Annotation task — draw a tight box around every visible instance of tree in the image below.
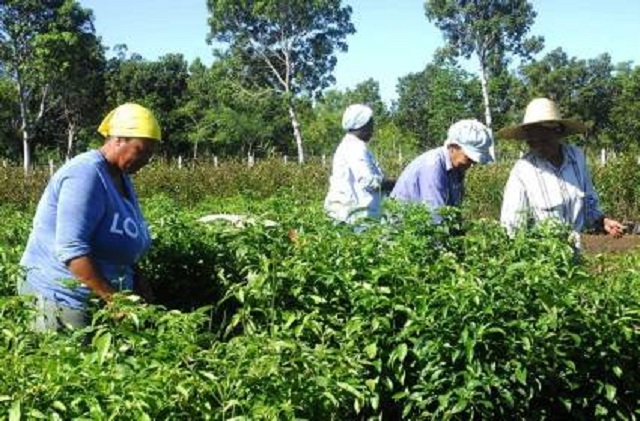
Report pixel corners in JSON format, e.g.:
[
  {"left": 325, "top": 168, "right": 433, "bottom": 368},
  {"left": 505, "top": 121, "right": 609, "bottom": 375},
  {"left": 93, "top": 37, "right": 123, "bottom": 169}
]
[
  {"left": 0, "top": 0, "right": 97, "bottom": 173},
  {"left": 609, "top": 65, "right": 640, "bottom": 149},
  {"left": 0, "top": 75, "right": 19, "bottom": 158},
  {"left": 424, "top": 0, "right": 543, "bottom": 131},
  {"left": 105, "top": 52, "right": 190, "bottom": 153},
  {"left": 206, "top": 0, "right": 355, "bottom": 163},
  {"left": 52, "top": 25, "right": 105, "bottom": 159},
  {"left": 395, "top": 62, "right": 482, "bottom": 148},
  {"left": 303, "top": 79, "right": 389, "bottom": 155},
  {"left": 519, "top": 48, "right": 617, "bottom": 142},
  {"left": 178, "top": 56, "right": 292, "bottom": 158}
]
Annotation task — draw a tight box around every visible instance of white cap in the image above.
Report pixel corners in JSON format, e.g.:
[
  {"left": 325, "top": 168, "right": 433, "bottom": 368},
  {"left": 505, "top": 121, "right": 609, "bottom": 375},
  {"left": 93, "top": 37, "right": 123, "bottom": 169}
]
[
  {"left": 444, "top": 119, "right": 494, "bottom": 164},
  {"left": 342, "top": 104, "right": 373, "bottom": 131}
]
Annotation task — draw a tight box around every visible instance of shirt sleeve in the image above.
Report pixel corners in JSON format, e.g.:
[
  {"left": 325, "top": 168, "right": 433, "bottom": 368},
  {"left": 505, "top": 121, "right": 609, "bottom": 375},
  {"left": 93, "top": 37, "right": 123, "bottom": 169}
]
[
  {"left": 416, "top": 162, "right": 448, "bottom": 223},
  {"left": 501, "top": 166, "right": 530, "bottom": 235},
  {"left": 349, "top": 146, "right": 383, "bottom": 192},
  {"left": 577, "top": 148, "right": 604, "bottom": 226},
  {"left": 55, "top": 165, "right": 107, "bottom": 264}
]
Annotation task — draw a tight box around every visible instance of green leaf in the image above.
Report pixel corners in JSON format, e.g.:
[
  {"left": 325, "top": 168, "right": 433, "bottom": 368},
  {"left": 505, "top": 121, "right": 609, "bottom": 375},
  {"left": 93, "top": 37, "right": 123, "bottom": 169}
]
[
  {"left": 613, "top": 366, "right": 623, "bottom": 378},
  {"left": 605, "top": 384, "right": 617, "bottom": 402},
  {"left": 94, "top": 332, "right": 112, "bottom": 364},
  {"left": 365, "top": 378, "right": 377, "bottom": 392},
  {"left": 364, "top": 343, "right": 377, "bottom": 359},
  {"left": 52, "top": 401, "right": 66, "bottom": 412},
  {"left": 337, "top": 382, "right": 364, "bottom": 399},
  {"left": 515, "top": 366, "right": 527, "bottom": 385}
]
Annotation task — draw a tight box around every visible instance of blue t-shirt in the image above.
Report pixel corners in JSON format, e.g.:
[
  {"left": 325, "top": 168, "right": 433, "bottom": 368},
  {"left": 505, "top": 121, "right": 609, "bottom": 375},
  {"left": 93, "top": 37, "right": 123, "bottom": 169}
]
[{"left": 20, "top": 150, "right": 152, "bottom": 309}]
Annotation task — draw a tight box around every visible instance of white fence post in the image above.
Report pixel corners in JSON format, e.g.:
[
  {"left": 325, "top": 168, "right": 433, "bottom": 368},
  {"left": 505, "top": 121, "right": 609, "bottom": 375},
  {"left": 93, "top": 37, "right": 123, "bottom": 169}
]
[
  {"left": 321, "top": 154, "right": 326, "bottom": 166},
  {"left": 283, "top": 155, "right": 288, "bottom": 164},
  {"left": 213, "top": 155, "right": 218, "bottom": 168},
  {"left": 600, "top": 148, "right": 606, "bottom": 165},
  {"left": 178, "top": 155, "right": 183, "bottom": 169},
  {"left": 48, "top": 159, "right": 55, "bottom": 177}
]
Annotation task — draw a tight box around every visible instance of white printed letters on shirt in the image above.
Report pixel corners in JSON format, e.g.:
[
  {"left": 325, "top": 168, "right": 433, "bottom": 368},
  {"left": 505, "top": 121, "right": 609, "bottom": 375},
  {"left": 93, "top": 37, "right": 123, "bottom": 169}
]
[{"left": 109, "top": 213, "right": 139, "bottom": 238}]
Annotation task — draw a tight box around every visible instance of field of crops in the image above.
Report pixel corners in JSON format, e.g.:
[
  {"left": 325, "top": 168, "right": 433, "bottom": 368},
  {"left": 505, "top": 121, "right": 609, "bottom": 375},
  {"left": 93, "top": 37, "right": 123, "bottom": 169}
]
[{"left": 1, "top": 159, "right": 639, "bottom": 419}]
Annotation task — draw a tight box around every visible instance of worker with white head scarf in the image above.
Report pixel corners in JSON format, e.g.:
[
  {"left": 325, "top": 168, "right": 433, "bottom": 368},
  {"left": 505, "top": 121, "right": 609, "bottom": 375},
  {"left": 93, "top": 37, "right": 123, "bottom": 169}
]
[{"left": 324, "top": 104, "right": 386, "bottom": 224}]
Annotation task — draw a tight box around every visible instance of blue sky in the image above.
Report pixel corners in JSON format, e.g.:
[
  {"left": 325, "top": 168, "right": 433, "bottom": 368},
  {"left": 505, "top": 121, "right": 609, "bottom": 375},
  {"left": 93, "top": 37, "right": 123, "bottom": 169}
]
[{"left": 79, "top": 0, "right": 640, "bottom": 103}]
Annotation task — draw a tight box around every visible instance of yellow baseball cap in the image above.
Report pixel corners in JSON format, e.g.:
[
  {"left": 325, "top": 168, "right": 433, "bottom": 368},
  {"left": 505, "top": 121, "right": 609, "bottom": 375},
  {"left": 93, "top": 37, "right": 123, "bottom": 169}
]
[{"left": 98, "top": 103, "right": 162, "bottom": 141}]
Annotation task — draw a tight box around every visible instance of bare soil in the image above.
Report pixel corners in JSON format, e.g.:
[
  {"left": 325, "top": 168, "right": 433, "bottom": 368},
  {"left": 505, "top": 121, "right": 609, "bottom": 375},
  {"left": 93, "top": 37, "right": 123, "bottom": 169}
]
[{"left": 582, "top": 234, "right": 640, "bottom": 254}]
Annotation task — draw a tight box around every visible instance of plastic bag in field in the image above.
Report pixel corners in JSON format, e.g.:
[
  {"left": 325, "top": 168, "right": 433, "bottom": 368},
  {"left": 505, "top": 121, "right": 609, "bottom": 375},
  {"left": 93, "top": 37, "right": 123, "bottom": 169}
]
[{"left": 197, "top": 213, "right": 278, "bottom": 228}]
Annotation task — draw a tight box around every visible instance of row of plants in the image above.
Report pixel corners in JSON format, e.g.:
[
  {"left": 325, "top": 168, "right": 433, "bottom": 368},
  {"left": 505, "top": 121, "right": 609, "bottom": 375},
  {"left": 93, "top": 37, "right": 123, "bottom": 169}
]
[
  {"left": 2, "top": 152, "right": 639, "bottom": 219},
  {"left": 1, "top": 195, "right": 639, "bottom": 419}
]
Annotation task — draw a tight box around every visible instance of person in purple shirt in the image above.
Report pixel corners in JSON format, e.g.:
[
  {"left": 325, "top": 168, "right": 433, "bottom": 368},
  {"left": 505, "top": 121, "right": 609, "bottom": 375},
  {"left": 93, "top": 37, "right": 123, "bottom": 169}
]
[
  {"left": 19, "top": 103, "right": 160, "bottom": 331},
  {"left": 390, "top": 119, "right": 494, "bottom": 222}
]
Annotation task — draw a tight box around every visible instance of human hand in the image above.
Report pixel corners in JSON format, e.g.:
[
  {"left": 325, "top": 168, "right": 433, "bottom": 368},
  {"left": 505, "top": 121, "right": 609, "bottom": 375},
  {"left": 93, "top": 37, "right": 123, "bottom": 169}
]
[{"left": 603, "top": 218, "right": 624, "bottom": 238}]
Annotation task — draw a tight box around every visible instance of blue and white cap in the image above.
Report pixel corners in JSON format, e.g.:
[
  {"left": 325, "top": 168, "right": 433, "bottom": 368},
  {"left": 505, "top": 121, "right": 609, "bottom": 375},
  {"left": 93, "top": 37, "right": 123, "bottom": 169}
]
[
  {"left": 342, "top": 104, "right": 373, "bottom": 131},
  {"left": 444, "top": 119, "right": 494, "bottom": 164}
]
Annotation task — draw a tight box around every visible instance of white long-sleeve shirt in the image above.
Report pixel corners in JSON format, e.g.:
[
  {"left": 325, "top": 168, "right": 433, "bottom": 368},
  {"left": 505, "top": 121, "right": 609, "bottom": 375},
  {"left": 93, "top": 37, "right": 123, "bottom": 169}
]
[
  {"left": 501, "top": 144, "right": 603, "bottom": 239},
  {"left": 324, "top": 134, "right": 384, "bottom": 223}
]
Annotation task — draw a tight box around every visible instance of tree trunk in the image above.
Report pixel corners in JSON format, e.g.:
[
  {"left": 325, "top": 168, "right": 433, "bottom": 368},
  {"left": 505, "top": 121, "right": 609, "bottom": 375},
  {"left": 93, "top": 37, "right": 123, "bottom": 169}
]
[
  {"left": 478, "top": 60, "right": 496, "bottom": 160},
  {"left": 22, "top": 129, "right": 32, "bottom": 176},
  {"left": 288, "top": 102, "right": 304, "bottom": 164},
  {"left": 66, "top": 121, "right": 76, "bottom": 161},
  {"left": 479, "top": 62, "right": 492, "bottom": 130}
]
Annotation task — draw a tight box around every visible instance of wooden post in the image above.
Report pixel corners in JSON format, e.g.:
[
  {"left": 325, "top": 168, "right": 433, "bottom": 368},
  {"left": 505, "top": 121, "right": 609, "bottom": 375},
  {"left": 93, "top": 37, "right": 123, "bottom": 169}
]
[
  {"left": 600, "top": 148, "right": 606, "bottom": 165},
  {"left": 49, "top": 159, "right": 55, "bottom": 177},
  {"left": 213, "top": 155, "right": 218, "bottom": 168},
  {"left": 178, "top": 155, "right": 183, "bottom": 169}
]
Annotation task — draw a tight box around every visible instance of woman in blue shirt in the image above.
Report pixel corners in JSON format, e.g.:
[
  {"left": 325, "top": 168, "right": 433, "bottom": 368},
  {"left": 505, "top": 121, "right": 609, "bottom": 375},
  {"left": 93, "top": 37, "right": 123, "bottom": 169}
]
[{"left": 19, "top": 103, "right": 160, "bottom": 331}]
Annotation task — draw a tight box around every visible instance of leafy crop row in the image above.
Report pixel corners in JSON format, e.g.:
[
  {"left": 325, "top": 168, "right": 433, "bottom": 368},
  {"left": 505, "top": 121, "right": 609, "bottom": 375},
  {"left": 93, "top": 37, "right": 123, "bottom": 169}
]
[
  {"left": 1, "top": 196, "right": 638, "bottom": 419},
  {"left": 1, "top": 154, "right": 640, "bottom": 219}
]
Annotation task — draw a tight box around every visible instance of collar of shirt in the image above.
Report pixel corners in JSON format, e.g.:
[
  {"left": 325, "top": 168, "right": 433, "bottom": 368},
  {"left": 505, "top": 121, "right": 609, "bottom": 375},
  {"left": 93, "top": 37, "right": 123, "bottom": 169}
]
[
  {"left": 441, "top": 146, "right": 454, "bottom": 171},
  {"left": 344, "top": 132, "right": 366, "bottom": 146}
]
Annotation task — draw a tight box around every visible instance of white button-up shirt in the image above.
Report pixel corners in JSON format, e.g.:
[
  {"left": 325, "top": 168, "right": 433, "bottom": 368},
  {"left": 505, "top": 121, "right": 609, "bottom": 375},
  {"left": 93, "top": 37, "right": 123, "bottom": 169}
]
[
  {"left": 324, "top": 134, "right": 384, "bottom": 223},
  {"left": 501, "top": 144, "right": 603, "bottom": 239}
]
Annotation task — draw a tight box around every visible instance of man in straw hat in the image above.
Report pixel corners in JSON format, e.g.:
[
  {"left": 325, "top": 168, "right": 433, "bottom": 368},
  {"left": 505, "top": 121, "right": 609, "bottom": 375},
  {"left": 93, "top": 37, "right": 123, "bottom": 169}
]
[
  {"left": 391, "top": 119, "right": 494, "bottom": 223},
  {"left": 498, "top": 97, "right": 623, "bottom": 245}
]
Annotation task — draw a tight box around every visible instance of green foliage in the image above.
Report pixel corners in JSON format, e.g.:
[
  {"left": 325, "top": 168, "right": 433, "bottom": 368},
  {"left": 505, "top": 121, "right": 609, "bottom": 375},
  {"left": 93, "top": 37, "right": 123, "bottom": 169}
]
[
  {"left": 1, "top": 195, "right": 639, "bottom": 418},
  {"left": 608, "top": 65, "right": 640, "bottom": 148},
  {"left": 105, "top": 52, "right": 190, "bottom": 151},
  {"left": 395, "top": 62, "right": 483, "bottom": 148},
  {"left": 0, "top": 0, "right": 98, "bottom": 169},
  {"left": 424, "top": 0, "right": 543, "bottom": 130},
  {"left": 206, "top": 0, "right": 356, "bottom": 162},
  {"left": 518, "top": 48, "right": 617, "bottom": 143}
]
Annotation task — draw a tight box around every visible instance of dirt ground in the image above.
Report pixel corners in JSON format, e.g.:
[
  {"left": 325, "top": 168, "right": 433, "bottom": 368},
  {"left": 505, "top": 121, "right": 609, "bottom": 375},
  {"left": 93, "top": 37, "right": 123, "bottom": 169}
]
[{"left": 582, "top": 234, "right": 640, "bottom": 254}]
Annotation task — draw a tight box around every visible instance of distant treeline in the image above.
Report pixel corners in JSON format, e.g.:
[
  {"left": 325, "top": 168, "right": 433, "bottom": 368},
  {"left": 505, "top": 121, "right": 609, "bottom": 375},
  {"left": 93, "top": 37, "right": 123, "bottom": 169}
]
[{"left": 1, "top": 1, "right": 639, "bottom": 170}]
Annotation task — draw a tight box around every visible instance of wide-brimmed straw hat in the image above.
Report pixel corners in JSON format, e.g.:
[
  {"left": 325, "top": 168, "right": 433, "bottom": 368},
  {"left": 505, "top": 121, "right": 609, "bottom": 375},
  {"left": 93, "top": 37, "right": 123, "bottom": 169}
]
[{"left": 497, "top": 98, "right": 587, "bottom": 140}]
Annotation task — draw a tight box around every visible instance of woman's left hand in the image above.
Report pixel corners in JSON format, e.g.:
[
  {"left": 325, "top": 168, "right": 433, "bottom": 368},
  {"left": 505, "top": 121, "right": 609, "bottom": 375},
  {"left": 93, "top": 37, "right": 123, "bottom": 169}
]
[{"left": 603, "top": 217, "right": 624, "bottom": 238}]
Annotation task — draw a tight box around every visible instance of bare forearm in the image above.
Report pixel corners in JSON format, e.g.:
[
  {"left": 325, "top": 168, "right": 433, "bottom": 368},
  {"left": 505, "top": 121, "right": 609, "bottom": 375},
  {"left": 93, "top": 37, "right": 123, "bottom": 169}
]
[{"left": 67, "top": 256, "right": 115, "bottom": 302}]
